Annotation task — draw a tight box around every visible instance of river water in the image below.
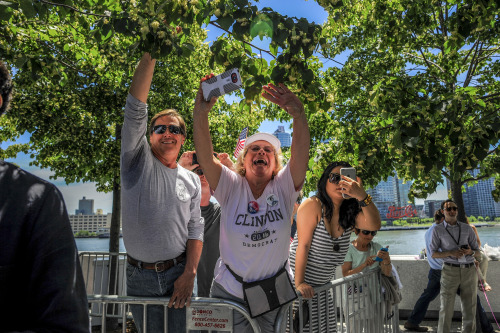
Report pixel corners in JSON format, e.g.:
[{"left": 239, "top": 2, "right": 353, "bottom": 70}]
[{"left": 75, "top": 225, "right": 500, "bottom": 256}]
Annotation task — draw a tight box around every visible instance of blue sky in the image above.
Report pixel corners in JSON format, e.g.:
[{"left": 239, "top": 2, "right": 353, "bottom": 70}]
[{"left": 2, "top": 0, "right": 447, "bottom": 213}]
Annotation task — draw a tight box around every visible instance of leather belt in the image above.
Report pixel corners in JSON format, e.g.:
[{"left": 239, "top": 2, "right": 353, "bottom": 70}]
[
  {"left": 444, "top": 262, "right": 474, "bottom": 268},
  {"left": 127, "top": 253, "right": 185, "bottom": 272}
]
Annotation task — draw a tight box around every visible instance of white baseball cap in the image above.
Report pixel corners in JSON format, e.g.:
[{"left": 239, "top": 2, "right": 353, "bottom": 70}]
[{"left": 244, "top": 132, "right": 281, "bottom": 152}]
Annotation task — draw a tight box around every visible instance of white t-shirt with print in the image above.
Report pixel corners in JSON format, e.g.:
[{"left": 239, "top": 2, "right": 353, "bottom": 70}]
[{"left": 213, "top": 164, "right": 300, "bottom": 299}]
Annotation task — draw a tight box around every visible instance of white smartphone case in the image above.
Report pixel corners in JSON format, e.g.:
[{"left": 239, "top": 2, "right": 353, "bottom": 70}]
[{"left": 201, "top": 68, "right": 242, "bottom": 101}]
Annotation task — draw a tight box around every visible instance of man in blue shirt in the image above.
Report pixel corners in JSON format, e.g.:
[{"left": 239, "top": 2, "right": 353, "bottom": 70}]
[{"left": 405, "top": 204, "right": 495, "bottom": 332}]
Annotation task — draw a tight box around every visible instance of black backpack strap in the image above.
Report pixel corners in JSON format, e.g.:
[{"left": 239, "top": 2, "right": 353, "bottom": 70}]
[
  {"left": 225, "top": 261, "right": 289, "bottom": 284},
  {"left": 225, "top": 264, "right": 244, "bottom": 284}
]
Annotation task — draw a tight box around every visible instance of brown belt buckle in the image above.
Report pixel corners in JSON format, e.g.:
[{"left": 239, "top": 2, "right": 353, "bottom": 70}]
[{"left": 155, "top": 261, "right": 166, "bottom": 272}]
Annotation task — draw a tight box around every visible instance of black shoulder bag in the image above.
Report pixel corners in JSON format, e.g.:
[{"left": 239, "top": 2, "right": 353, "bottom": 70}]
[{"left": 225, "top": 262, "right": 297, "bottom": 318}]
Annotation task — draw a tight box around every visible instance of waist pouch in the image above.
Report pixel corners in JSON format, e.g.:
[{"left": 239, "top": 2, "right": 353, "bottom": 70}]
[{"left": 226, "top": 262, "right": 297, "bottom": 318}]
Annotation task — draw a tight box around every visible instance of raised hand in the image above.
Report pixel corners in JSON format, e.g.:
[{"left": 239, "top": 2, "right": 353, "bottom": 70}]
[{"left": 262, "top": 83, "right": 305, "bottom": 119}]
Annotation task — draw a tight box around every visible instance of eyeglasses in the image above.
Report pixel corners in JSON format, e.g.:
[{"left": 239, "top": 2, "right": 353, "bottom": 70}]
[
  {"left": 329, "top": 173, "right": 341, "bottom": 184},
  {"left": 249, "top": 145, "right": 274, "bottom": 154},
  {"left": 357, "top": 229, "right": 377, "bottom": 236},
  {"left": 194, "top": 168, "right": 204, "bottom": 176},
  {"left": 445, "top": 207, "right": 458, "bottom": 212},
  {"left": 151, "top": 124, "right": 184, "bottom": 135}
]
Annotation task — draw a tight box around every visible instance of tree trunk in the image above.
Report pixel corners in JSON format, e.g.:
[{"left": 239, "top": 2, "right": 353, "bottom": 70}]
[
  {"left": 450, "top": 178, "right": 467, "bottom": 222},
  {"left": 106, "top": 123, "right": 122, "bottom": 330}
]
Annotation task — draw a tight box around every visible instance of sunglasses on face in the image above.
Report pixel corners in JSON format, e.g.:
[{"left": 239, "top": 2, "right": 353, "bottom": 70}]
[
  {"left": 445, "top": 207, "right": 458, "bottom": 212},
  {"left": 328, "top": 173, "right": 342, "bottom": 184},
  {"left": 358, "top": 229, "right": 377, "bottom": 236},
  {"left": 249, "top": 145, "right": 274, "bottom": 154},
  {"left": 151, "top": 124, "right": 184, "bottom": 135}
]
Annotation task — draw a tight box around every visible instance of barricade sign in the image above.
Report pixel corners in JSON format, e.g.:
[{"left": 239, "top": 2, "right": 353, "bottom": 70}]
[{"left": 187, "top": 305, "right": 233, "bottom": 331}]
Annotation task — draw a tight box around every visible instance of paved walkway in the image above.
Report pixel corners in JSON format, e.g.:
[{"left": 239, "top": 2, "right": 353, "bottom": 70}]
[{"left": 398, "top": 319, "right": 500, "bottom": 332}]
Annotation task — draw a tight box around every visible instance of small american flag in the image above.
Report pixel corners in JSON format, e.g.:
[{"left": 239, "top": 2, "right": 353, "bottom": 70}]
[{"left": 233, "top": 127, "right": 248, "bottom": 159}]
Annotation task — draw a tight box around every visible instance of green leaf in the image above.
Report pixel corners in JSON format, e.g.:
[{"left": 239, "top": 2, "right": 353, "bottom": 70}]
[
  {"left": 216, "top": 16, "right": 234, "bottom": 31},
  {"left": 19, "top": 0, "right": 35, "bottom": 19},
  {"left": 0, "top": 3, "right": 13, "bottom": 22}
]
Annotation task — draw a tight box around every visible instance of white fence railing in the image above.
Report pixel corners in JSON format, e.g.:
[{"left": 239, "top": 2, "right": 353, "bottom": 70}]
[
  {"left": 80, "top": 252, "right": 399, "bottom": 333},
  {"left": 275, "top": 269, "right": 399, "bottom": 333}
]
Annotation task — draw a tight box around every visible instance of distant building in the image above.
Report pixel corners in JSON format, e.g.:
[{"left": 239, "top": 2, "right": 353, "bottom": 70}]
[
  {"left": 424, "top": 200, "right": 444, "bottom": 218},
  {"left": 366, "top": 174, "right": 414, "bottom": 222},
  {"left": 69, "top": 211, "right": 111, "bottom": 234},
  {"left": 75, "top": 196, "right": 94, "bottom": 215},
  {"left": 273, "top": 126, "right": 291, "bottom": 148},
  {"left": 460, "top": 169, "right": 500, "bottom": 218}
]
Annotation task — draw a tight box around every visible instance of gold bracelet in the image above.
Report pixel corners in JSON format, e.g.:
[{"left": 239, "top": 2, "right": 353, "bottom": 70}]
[
  {"left": 359, "top": 194, "right": 372, "bottom": 207},
  {"left": 383, "top": 261, "right": 392, "bottom": 266}
]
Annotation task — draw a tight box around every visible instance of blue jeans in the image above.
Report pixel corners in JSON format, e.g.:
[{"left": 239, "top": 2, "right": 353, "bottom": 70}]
[
  {"left": 407, "top": 268, "right": 494, "bottom": 333},
  {"left": 126, "top": 261, "right": 187, "bottom": 333},
  {"left": 407, "top": 268, "right": 441, "bottom": 325}
]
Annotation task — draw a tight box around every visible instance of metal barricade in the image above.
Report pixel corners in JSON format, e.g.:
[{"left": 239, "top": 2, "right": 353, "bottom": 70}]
[
  {"left": 275, "top": 268, "right": 399, "bottom": 333},
  {"left": 79, "top": 251, "right": 128, "bottom": 296},
  {"left": 88, "top": 295, "right": 262, "bottom": 333}
]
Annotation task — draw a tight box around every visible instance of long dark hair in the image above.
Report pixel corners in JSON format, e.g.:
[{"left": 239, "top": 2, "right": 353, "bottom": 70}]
[{"left": 316, "top": 161, "right": 361, "bottom": 230}]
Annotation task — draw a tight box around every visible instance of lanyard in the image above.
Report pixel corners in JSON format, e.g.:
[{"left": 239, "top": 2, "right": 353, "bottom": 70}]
[{"left": 445, "top": 223, "right": 461, "bottom": 245}]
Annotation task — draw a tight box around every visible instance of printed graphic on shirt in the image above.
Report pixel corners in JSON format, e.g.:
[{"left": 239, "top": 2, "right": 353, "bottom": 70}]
[
  {"left": 247, "top": 201, "right": 259, "bottom": 214},
  {"left": 176, "top": 180, "right": 191, "bottom": 202},
  {"left": 235, "top": 208, "right": 284, "bottom": 248},
  {"left": 266, "top": 194, "right": 278, "bottom": 207}
]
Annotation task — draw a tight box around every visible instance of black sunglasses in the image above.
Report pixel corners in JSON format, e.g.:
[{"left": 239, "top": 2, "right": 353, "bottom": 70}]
[
  {"left": 357, "top": 229, "right": 377, "bottom": 236},
  {"left": 333, "top": 243, "right": 340, "bottom": 252},
  {"left": 151, "top": 124, "right": 184, "bottom": 135},
  {"left": 329, "top": 173, "right": 341, "bottom": 184},
  {"left": 445, "top": 207, "right": 458, "bottom": 212}
]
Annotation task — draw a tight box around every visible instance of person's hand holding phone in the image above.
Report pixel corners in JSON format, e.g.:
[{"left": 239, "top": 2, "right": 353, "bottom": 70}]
[
  {"left": 194, "top": 74, "right": 218, "bottom": 117},
  {"left": 339, "top": 174, "right": 367, "bottom": 201},
  {"left": 178, "top": 151, "right": 198, "bottom": 171}
]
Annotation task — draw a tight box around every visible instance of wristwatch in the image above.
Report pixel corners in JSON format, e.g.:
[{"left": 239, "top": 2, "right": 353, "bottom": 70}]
[{"left": 358, "top": 194, "right": 372, "bottom": 207}]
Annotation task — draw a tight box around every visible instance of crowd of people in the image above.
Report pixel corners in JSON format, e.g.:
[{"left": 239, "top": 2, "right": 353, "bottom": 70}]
[{"left": 0, "top": 51, "right": 494, "bottom": 333}]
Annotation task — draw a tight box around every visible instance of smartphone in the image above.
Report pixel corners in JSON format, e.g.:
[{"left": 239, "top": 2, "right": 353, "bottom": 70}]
[
  {"left": 340, "top": 167, "right": 356, "bottom": 199},
  {"left": 460, "top": 245, "right": 469, "bottom": 250},
  {"left": 375, "top": 247, "right": 389, "bottom": 262},
  {"left": 201, "top": 68, "right": 242, "bottom": 101}
]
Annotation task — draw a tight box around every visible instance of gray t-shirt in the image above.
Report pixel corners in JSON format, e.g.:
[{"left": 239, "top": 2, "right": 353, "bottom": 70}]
[
  {"left": 197, "top": 202, "right": 221, "bottom": 297},
  {"left": 121, "top": 94, "right": 203, "bottom": 263}
]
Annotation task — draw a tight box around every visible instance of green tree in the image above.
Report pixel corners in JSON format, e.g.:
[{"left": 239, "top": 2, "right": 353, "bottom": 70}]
[{"left": 307, "top": 0, "right": 500, "bottom": 222}]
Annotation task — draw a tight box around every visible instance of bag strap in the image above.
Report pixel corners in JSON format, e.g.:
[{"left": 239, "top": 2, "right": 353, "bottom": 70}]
[
  {"left": 225, "top": 263, "right": 244, "bottom": 284},
  {"left": 225, "top": 261, "right": 288, "bottom": 284}
]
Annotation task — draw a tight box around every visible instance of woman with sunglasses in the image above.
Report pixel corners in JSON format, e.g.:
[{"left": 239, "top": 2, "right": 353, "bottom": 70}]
[
  {"left": 193, "top": 81, "right": 309, "bottom": 333},
  {"left": 289, "top": 161, "right": 381, "bottom": 332}
]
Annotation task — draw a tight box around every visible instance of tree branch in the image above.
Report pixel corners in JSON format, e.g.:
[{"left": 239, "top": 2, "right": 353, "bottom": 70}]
[
  {"left": 36, "top": 39, "right": 96, "bottom": 77},
  {"left": 40, "top": 0, "right": 108, "bottom": 17},
  {"left": 479, "top": 92, "right": 500, "bottom": 100},
  {"left": 462, "top": 174, "right": 491, "bottom": 184},
  {"left": 404, "top": 51, "right": 446, "bottom": 73},
  {"left": 454, "top": 40, "right": 478, "bottom": 79},
  {"left": 464, "top": 41, "right": 482, "bottom": 87},
  {"left": 209, "top": 21, "right": 277, "bottom": 60}
]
